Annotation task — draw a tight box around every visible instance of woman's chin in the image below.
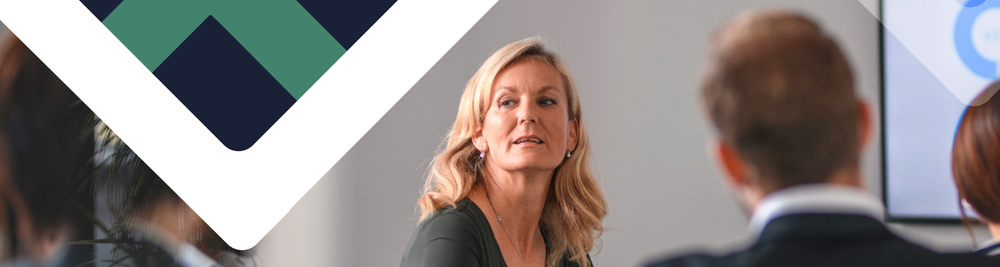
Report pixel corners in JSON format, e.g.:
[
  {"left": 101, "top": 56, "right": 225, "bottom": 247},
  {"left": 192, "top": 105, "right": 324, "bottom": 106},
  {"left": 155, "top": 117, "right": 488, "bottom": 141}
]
[{"left": 496, "top": 160, "right": 562, "bottom": 174}]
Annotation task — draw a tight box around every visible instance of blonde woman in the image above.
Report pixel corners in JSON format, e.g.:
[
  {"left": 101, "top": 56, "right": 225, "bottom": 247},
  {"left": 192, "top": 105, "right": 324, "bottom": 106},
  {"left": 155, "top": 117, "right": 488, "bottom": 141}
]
[{"left": 400, "top": 38, "right": 607, "bottom": 267}]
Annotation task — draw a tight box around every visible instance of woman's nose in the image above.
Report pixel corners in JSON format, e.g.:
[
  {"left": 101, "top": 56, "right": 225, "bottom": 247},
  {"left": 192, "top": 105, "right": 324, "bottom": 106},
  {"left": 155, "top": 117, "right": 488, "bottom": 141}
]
[{"left": 518, "top": 103, "right": 538, "bottom": 124}]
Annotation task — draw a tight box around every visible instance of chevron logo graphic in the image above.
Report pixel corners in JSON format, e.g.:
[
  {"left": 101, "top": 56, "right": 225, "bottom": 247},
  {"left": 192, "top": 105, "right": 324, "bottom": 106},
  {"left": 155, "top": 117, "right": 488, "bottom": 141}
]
[
  {"left": 0, "top": 0, "right": 497, "bottom": 249},
  {"left": 80, "top": 0, "right": 396, "bottom": 150}
]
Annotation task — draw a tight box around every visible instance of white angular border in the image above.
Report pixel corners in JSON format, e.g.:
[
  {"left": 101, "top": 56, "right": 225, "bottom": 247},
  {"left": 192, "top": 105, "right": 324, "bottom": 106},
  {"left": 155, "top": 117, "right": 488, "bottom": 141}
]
[{"left": 0, "top": 0, "right": 497, "bottom": 249}]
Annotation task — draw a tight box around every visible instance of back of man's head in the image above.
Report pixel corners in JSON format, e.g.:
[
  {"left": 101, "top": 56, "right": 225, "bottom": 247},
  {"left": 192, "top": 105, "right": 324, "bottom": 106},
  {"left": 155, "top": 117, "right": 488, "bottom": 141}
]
[{"left": 702, "top": 10, "right": 860, "bottom": 193}]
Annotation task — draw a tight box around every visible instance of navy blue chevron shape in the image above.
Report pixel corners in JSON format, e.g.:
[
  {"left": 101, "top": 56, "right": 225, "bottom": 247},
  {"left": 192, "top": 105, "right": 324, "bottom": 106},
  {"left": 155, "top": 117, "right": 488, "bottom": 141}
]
[
  {"left": 78, "top": 0, "right": 397, "bottom": 151},
  {"left": 154, "top": 16, "right": 295, "bottom": 151}
]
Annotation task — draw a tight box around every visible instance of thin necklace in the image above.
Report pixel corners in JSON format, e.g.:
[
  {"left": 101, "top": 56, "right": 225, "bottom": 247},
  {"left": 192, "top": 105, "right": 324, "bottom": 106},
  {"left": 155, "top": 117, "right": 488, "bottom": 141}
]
[{"left": 483, "top": 184, "right": 528, "bottom": 265}]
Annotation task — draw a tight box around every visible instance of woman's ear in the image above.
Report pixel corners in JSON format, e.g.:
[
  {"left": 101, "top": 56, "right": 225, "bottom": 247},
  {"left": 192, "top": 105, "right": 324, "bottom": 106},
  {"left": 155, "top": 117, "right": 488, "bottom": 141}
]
[
  {"left": 567, "top": 119, "right": 579, "bottom": 152},
  {"left": 472, "top": 126, "right": 488, "bottom": 153}
]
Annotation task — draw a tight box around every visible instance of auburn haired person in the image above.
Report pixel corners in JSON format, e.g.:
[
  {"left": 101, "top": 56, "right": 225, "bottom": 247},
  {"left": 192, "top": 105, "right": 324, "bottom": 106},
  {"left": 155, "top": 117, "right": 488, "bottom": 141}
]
[{"left": 952, "top": 81, "right": 1000, "bottom": 256}]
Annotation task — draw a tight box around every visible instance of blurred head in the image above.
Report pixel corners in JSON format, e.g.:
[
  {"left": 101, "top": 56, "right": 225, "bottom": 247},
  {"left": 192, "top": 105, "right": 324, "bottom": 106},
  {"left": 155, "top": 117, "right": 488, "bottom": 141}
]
[
  {"left": 0, "top": 33, "right": 92, "bottom": 262},
  {"left": 702, "top": 10, "right": 870, "bottom": 206},
  {"left": 417, "top": 37, "right": 606, "bottom": 267},
  {"left": 953, "top": 81, "right": 1000, "bottom": 224}
]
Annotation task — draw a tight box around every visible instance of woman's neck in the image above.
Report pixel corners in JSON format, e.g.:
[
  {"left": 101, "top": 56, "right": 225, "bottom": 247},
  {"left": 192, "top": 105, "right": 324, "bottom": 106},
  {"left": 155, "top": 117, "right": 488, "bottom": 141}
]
[
  {"left": 989, "top": 222, "right": 1000, "bottom": 241},
  {"left": 480, "top": 163, "right": 552, "bottom": 251}
]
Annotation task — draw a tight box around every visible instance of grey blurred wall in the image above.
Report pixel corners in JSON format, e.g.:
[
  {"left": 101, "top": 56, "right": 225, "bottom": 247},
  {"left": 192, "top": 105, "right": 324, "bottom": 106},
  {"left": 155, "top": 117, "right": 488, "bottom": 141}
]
[{"left": 198, "top": 0, "right": 982, "bottom": 266}]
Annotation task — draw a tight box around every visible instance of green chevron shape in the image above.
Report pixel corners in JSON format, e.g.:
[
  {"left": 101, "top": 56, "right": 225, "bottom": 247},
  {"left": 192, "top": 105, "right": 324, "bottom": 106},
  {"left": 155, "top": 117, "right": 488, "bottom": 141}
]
[{"left": 102, "top": 0, "right": 345, "bottom": 99}]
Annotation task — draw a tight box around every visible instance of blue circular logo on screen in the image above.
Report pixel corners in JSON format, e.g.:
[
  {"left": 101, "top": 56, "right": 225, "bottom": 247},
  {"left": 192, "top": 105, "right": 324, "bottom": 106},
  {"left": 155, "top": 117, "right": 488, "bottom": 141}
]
[
  {"left": 958, "top": 0, "right": 987, "bottom": 7},
  {"left": 956, "top": 1, "right": 1000, "bottom": 79}
]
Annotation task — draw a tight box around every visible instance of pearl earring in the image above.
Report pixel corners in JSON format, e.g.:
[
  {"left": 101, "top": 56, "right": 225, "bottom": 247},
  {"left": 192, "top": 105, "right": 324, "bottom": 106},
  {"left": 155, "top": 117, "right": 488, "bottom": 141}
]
[
  {"left": 566, "top": 151, "right": 572, "bottom": 158},
  {"left": 480, "top": 151, "right": 485, "bottom": 158}
]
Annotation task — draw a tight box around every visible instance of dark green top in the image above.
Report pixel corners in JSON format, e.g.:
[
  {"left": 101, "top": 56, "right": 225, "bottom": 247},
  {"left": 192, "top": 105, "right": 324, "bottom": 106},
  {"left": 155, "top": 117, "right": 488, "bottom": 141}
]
[{"left": 399, "top": 198, "right": 590, "bottom": 267}]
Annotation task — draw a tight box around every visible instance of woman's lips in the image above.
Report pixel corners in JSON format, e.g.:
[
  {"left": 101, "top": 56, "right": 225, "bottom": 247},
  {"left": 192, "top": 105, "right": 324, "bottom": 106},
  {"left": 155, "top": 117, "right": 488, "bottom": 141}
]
[{"left": 513, "top": 135, "right": 544, "bottom": 145}]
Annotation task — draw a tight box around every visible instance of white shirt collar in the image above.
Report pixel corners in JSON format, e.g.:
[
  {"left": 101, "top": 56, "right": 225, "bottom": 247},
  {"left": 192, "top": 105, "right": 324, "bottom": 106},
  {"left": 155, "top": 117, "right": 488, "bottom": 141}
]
[
  {"left": 747, "top": 183, "right": 885, "bottom": 236},
  {"left": 978, "top": 239, "right": 1000, "bottom": 256}
]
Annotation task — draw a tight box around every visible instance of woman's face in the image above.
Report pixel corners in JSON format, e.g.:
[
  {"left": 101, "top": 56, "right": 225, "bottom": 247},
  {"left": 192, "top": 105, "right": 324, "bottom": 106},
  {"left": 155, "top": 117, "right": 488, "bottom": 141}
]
[{"left": 474, "top": 58, "right": 578, "bottom": 174}]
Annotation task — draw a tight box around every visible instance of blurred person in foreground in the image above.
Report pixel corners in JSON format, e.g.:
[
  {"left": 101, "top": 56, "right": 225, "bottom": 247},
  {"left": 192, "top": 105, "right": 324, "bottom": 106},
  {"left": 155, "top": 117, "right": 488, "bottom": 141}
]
[
  {"left": 0, "top": 33, "right": 93, "bottom": 266},
  {"left": 644, "top": 10, "right": 1000, "bottom": 267},
  {"left": 90, "top": 125, "right": 260, "bottom": 267},
  {"left": 0, "top": 32, "right": 257, "bottom": 267},
  {"left": 951, "top": 80, "right": 1000, "bottom": 256},
  {"left": 400, "top": 37, "right": 606, "bottom": 267}
]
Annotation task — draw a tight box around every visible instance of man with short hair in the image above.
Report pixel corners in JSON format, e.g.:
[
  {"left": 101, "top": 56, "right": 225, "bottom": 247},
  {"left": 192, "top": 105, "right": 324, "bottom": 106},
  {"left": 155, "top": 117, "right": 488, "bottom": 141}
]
[{"left": 644, "top": 10, "right": 1000, "bottom": 267}]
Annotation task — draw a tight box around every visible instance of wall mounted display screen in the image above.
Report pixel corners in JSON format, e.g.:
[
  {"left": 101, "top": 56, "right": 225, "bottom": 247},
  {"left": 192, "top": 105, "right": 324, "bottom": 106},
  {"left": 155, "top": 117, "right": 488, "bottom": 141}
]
[{"left": 882, "top": 0, "right": 1000, "bottom": 221}]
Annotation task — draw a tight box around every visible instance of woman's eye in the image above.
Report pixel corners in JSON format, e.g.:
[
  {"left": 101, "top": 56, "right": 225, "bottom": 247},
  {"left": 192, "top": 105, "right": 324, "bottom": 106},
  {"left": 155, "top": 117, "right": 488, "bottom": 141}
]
[
  {"left": 500, "top": 100, "right": 514, "bottom": 107},
  {"left": 540, "top": 98, "right": 556, "bottom": 105}
]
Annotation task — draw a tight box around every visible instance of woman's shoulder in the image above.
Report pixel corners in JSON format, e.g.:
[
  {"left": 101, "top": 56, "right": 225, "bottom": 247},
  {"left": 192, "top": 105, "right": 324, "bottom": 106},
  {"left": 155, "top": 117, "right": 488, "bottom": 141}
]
[
  {"left": 427, "top": 198, "right": 481, "bottom": 219},
  {"left": 416, "top": 199, "right": 489, "bottom": 238},
  {"left": 400, "top": 199, "right": 497, "bottom": 267}
]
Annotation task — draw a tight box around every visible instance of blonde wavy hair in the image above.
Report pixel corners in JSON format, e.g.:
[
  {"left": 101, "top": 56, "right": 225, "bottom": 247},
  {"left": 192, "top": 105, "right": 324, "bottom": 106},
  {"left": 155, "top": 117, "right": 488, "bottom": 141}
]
[{"left": 417, "top": 37, "right": 607, "bottom": 267}]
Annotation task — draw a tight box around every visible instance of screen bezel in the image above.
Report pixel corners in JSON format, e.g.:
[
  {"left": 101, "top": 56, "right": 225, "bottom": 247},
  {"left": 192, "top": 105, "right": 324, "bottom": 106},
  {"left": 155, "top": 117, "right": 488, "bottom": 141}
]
[{"left": 879, "top": 0, "right": 966, "bottom": 224}]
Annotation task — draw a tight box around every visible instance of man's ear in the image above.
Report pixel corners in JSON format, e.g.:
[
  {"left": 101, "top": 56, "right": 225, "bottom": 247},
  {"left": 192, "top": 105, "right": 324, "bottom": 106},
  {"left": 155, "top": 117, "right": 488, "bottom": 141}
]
[
  {"left": 857, "top": 100, "right": 872, "bottom": 149},
  {"left": 709, "top": 139, "right": 770, "bottom": 211},
  {"left": 472, "top": 126, "right": 488, "bottom": 153},
  {"left": 708, "top": 140, "right": 749, "bottom": 189}
]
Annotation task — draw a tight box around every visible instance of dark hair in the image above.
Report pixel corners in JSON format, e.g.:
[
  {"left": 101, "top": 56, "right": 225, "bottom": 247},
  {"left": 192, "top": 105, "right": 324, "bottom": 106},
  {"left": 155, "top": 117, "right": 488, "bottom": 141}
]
[
  {"left": 0, "top": 33, "right": 235, "bottom": 265},
  {"left": 0, "top": 34, "right": 92, "bottom": 236},
  {"left": 702, "top": 10, "right": 859, "bottom": 192},
  {"left": 952, "top": 83, "right": 1000, "bottom": 223},
  {"left": 94, "top": 125, "right": 235, "bottom": 263}
]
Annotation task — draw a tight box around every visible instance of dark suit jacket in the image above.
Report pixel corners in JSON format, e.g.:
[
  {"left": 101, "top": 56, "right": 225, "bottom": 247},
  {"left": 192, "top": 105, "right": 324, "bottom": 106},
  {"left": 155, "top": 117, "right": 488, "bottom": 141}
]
[
  {"left": 976, "top": 242, "right": 1000, "bottom": 257},
  {"left": 645, "top": 214, "right": 1000, "bottom": 267}
]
